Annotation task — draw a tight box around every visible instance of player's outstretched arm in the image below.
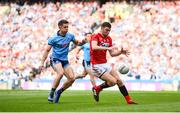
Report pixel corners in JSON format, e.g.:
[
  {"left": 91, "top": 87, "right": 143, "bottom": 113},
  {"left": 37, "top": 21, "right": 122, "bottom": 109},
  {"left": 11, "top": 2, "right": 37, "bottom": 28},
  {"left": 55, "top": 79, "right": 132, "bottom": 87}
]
[
  {"left": 109, "top": 47, "right": 130, "bottom": 57},
  {"left": 39, "top": 45, "right": 52, "bottom": 70},
  {"left": 74, "top": 39, "right": 86, "bottom": 46}
]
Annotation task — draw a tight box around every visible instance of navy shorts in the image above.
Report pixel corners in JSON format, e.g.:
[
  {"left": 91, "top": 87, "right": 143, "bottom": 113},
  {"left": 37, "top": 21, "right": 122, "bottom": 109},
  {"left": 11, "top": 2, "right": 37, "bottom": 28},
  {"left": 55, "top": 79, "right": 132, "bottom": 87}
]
[
  {"left": 50, "top": 58, "right": 69, "bottom": 68},
  {"left": 82, "top": 60, "right": 91, "bottom": 70}
]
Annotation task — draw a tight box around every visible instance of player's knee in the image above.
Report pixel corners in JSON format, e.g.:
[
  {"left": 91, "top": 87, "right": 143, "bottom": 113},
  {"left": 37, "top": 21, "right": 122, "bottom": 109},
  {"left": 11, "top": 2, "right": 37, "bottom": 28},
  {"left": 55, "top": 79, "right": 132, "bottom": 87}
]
[
  {"left": 56, "top": 72, "right": 64, "bottom": 80},
  {"left": 58, "top": 71, "right": 64, "bottom": 77},
  {"left": 108, "top": 82, "right": 116, "bottom": 86},
  {"left": 68, "top": 76, "right": 75, "bottom": 82},
  {"left": 108, "top": 80, "right": 117, "bottom": 86},
  {"left": 117, "top": 79, "right": 124, "bottom": 86},
  {"left": 112, "top": 81, "right": 117, "bottom": 86}
]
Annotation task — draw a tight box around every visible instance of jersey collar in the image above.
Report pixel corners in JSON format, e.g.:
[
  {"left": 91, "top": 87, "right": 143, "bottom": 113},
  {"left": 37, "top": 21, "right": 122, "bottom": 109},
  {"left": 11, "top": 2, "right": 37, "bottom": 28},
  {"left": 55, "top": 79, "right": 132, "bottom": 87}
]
[{"left": 57, "top": 30, "right": 66, "bottom": 37}]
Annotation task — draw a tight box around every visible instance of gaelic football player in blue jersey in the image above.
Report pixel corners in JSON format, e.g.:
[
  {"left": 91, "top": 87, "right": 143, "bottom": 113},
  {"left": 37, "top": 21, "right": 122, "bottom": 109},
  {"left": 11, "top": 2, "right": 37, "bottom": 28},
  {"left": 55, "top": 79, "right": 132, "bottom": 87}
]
[
  {"left": 40, "top": 19, "right": 84, "bottom": 103},
  {"left": 75, "top": 33, "right": 96, "bottom": 87}
]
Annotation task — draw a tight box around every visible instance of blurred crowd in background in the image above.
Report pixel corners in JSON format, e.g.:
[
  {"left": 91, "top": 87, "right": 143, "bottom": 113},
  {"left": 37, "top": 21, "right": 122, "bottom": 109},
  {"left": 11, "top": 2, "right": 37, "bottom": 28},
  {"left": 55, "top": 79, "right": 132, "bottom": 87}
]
[{"left": 0, "top": 0, "right": 179, "bottom": 87}]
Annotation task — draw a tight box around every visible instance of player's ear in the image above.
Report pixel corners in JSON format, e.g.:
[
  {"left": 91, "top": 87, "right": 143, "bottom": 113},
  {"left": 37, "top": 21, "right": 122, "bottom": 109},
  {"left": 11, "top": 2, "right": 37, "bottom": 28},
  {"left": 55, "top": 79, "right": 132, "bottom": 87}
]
[
  {"left": 58, "top": 25, "right": 61, "bottom": 29},
  {"left": 58, "top": 24, "right": 63, "bottom": 29}
]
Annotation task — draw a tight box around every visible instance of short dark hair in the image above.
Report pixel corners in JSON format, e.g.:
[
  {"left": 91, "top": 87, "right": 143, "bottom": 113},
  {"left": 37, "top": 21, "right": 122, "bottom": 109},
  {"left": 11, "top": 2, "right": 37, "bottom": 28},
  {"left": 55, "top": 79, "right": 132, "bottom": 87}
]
[
  {"left": 58, "top": 19, "right": 69, "bottom": 26},
  {"left": 85, "top": 32, "right": 92, "bottom": 36},
  {"left": 101, "top": 22, "right": 111, "bottom": 28}
]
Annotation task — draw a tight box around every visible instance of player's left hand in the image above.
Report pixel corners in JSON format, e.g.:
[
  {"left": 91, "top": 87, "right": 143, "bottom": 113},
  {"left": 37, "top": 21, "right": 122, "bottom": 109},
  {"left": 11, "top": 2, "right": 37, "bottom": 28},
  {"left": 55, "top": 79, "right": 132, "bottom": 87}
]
[{"left": 120, "top": 47, "right": 130, "bottom": 57}]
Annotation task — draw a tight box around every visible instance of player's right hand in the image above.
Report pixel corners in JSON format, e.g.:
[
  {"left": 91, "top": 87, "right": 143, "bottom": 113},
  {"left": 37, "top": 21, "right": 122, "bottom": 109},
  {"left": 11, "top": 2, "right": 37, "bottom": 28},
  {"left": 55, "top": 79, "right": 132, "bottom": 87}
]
[
  {"left": 39, "top": 64, "right": 45, "bottom": 71},
  {"left": 76, "top": 55, "right": 79, "bottom": 60},
  {"left": 120, "top": 47, "right": 130, "bottom": 57},
  {"left": 75, "top": 56, "right": 79, "bottom": 63}
]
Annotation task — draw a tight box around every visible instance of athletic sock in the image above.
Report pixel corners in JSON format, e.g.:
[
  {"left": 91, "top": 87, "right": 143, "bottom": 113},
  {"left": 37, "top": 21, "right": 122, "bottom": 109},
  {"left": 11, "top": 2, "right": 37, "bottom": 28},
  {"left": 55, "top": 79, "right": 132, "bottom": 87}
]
[
  {"left": 49, "top": 88, "right": 56, "bottom": 97},
  {"left": 118, "top": 85, "right": 132, "bottom": 102},
  {"left": 57, "top": 88, "right": 65, "bottom": 94},
  {"left": 96, "top": 82, "right": 110, "bottom": 90}
]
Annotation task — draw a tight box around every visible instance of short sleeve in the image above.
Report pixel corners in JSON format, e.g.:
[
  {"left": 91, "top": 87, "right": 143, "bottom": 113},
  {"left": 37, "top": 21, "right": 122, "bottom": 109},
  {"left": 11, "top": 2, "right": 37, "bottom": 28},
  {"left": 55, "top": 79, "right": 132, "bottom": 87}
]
[
  {"left": 91, "top": 34, "right": 98, "bottom": 42},
  {"left": 71, "top": 34, "right": 76, "bottom": 42},
  {"left": 48, "top": 37, "right": 55, "bottom": 46}
]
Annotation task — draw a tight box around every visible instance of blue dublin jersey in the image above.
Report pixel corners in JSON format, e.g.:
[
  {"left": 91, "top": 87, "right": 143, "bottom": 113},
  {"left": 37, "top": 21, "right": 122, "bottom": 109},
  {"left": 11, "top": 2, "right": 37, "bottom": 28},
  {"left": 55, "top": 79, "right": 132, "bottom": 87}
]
[
  {"left": 81, "top": 43, "right": 90, "bottom": 61},
  {"left": 48, "top": 32, "right": 75, "bottom": 61}
]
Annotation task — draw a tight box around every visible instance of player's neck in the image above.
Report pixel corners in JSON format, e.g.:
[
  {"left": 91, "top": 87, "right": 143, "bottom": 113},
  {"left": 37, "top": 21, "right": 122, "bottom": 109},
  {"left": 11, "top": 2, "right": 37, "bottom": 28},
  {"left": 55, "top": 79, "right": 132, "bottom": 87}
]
[
  {"left": 100, "top": 33, "right": 108, "bottom": 38},
  {"left": 57, "top": 30, "right": 66, "bottom": 37}
]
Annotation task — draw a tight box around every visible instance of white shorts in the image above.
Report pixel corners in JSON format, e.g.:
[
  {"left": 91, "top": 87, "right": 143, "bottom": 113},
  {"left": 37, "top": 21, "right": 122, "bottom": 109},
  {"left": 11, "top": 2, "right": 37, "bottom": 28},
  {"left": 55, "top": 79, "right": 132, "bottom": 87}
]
[{"left": 92, "top": 63, "right": 112, "bottom": 78}]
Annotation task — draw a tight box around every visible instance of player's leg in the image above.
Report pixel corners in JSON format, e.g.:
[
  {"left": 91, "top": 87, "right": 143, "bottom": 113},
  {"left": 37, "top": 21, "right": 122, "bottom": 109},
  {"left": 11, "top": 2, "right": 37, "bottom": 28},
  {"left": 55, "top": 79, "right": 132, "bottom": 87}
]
[
  {"left": 62, "top": 66, "right": 76, "bottom": 90},
  {"left": 86, "top": 69, "right": 96, "bottom": 87},
  {"left": 54, "top": 65, "right": 75, "bottom": 103},
  {"left": 75, "top": 60, "right": 88, "bottom": 79},
  {"left": 75, "top": 69, "right": 87, "bottom": 79},
  {"left": 110, "top": 68, "right": 137, "bottom": 104},
  {"left": 84, "top": 60, "right": 96, "bottom": 87},
  {"left": 93, "top": 63, "right": 117, "bottom": 90},
  {"left": 91, "top": 64, "right": 117, "bottom": 102},
  {"left": 48, "top": 62, "right": 64, "bottom": 102},
  {"left": 92, "top": 72, "right": 117, "bottom": 102}
]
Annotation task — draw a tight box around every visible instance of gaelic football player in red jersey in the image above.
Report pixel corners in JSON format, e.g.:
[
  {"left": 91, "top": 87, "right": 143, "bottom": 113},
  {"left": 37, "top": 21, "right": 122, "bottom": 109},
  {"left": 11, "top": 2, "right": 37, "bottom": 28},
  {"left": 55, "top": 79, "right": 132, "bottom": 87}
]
[{"left": 90, "top": 22, "right": 137, "bottom": 104}]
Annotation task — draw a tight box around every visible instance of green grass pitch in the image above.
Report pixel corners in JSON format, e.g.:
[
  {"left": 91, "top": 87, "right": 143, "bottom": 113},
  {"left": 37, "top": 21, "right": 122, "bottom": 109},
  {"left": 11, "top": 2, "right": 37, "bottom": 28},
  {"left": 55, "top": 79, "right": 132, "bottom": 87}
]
[{"left": 0, "top": 90, "right": 180, "bottom": 112}]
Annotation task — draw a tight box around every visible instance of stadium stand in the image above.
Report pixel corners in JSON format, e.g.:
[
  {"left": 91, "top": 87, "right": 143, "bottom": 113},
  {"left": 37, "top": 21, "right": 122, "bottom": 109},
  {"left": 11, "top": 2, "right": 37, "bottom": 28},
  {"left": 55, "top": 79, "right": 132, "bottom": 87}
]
[{"left": 0, "top": 0, "right": 179, "bottom": 90}]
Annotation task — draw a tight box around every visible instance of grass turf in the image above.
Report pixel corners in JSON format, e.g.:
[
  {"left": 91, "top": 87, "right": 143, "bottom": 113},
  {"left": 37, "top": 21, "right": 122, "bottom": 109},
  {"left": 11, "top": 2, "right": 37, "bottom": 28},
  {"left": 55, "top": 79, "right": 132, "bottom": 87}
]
[{"left": 0, "top": 90, "right": 180, "bottom": 112}]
